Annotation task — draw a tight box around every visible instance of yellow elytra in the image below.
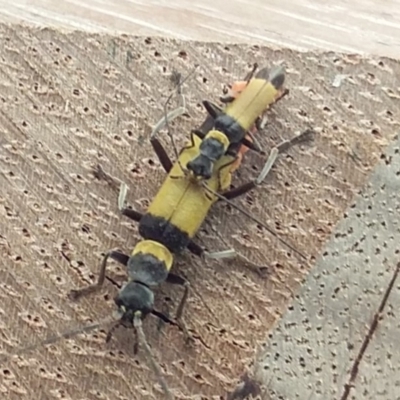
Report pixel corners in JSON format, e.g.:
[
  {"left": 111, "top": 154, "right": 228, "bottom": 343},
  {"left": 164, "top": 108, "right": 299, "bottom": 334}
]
[
  {"left": 223, "top": 68, "right": 282, "bottom": 132},
  {"left": 145, "top": 131, "right": 233, "bottom": 242}
]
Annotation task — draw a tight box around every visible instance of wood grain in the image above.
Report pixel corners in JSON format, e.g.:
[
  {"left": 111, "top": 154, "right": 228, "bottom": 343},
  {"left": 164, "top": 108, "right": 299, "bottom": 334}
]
[
  {"left": 0, "top": 2, "right": 399, "bottom": 400},
  {"left": 0, "top": 0, "right": 400, "bottom": 57}
]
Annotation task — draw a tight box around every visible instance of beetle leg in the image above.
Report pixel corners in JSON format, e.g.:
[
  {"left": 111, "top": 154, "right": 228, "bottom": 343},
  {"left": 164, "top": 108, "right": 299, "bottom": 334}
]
[{"left": 68, "top": 250, "right": 129, "bottom": 300}]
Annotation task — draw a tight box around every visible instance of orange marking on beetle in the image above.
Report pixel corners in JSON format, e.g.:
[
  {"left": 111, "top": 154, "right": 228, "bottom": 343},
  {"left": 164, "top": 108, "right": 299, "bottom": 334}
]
[{"left": 226, "top": 77, "right": 287, "bottom": 173}]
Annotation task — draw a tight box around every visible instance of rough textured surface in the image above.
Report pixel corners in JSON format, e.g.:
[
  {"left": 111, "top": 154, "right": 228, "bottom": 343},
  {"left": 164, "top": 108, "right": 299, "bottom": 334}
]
[
  {"left": 0, "top": 23, "right": 399, "bottom": 400},
  {"left": 351, "top": 262, "right": 400, "bottom": 400},
  {"left": 1, "top": 0, "right": 400, "bottom": 58},
  {"left": 254, "top": 139, "right": 400, "bottom": 400}
]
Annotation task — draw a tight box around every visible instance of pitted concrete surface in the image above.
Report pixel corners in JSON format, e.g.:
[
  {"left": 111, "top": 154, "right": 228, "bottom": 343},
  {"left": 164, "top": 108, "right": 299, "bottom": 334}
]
[{"left": 253, "top": 138, "right": 400, "bottom": 399}]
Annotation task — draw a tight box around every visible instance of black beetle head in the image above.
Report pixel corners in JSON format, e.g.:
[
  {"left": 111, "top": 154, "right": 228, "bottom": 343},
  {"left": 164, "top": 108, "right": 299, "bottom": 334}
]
[
  {"left": 187, "top": 154, "right": 213, "bottom": 180},
  {"left": 114, "top": 281, "right": 154, "bottom": 326}
]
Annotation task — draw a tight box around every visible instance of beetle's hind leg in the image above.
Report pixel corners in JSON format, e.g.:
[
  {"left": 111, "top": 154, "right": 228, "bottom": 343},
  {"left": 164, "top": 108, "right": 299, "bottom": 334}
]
[
  {"left": 93, "top": 164, "right": 123, "bottom": 190},
  {"left": 205, "top": 249, "right": 269, "bottom": 277},
  {"left": 254, "top": 87, "right": 290, "bottom": 134},
  {"left": 203, "top": 238, "right": 269, "bottom": 278},
  {"left": 93, "top": 166, "right": 143, "bottom": 223},
  {"left": 206, "top": 129, "right": 315, "bottom": 276},
  {"left": 68, "top": 250, "right": 129, "bottom": 300},
  {"left": 199, "top": 208, "right": 269, "bottom": 277},
  {"left": 92, "top": 165, "right": 141, "bottom": 216},
  {"left": 117, "top": 182, "right": 130, "bottom": 213},
  {"left": 164, "top": 273, "right": 194, "bottom": 345},
  {"left": 221, "top": 129, "right": 315, "bottom": 200}
]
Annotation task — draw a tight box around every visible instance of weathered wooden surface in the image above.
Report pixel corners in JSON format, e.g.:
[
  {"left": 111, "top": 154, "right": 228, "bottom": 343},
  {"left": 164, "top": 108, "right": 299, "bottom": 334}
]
[
  {"left": 0, "top": 23, "right": 399, "bottom": 399},
  {"left": 0, "top": 0, "right": 400, "bottom": 57},
  {"left": 0, "top": 2, "right": 399, "bottom": 400}
]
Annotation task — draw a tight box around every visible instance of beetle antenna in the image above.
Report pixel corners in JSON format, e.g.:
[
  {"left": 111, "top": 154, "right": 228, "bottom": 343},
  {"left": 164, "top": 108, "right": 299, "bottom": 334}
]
[
  {"left": 201, "top": 181, "right": 308, "bottom": 260},
  {"left": 163, "top": 65, "right": 199, "bottom": 163},
  {"left": 0, "top": 316, "right": 116, "bottom": 362},
  {"left": 134, "top": 311, "right": 174, "bottom": 400}
]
